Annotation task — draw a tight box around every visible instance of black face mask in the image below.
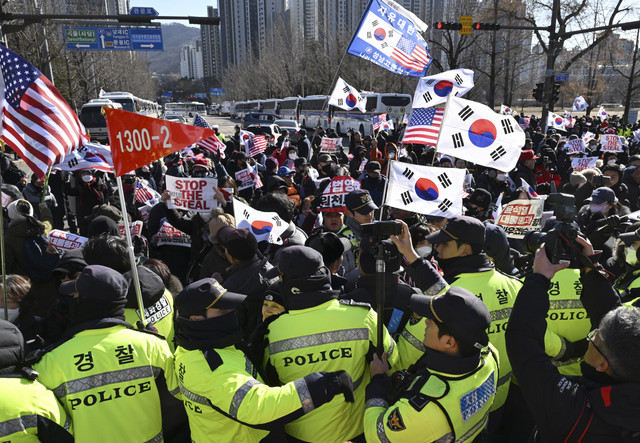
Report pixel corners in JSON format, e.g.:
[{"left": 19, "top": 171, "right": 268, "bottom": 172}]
[
  {"left": 322, "top": 164, "right": 332, "bottom": 175},
  {"left": 193, "top": 170, "right": 208, "bottom": 178}
]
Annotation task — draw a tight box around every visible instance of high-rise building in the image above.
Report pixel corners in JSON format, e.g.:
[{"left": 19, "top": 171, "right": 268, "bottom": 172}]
[
  {"left": 201, "top": 6, "right": 222, "bottom": 80},
  {"left": 180, "top": 39, "right": 204, "bottom": 80}
]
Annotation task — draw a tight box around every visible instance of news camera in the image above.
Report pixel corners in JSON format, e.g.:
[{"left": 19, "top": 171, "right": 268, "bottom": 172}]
[
  {"left": 361, "top": 221, "right": 403, "bottom": 239},
  {"left": 523, "top": 193, "right": 584, "bottom": 268}
]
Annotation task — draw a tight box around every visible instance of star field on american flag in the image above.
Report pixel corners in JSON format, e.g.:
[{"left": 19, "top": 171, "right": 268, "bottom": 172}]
[{"left": 402, "top": 107, "right": 444, "bottom": 145}]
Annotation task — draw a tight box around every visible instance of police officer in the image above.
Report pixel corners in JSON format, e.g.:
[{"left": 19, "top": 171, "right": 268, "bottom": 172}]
[
  {"left": 0, "top": 319, "right": 73, "bottom": 442},
  {"left": 364, "top": 288, "right": 498, "bottom": 442},
  {"left": 30, "top": 265, "right": 180, "bottom": 442},
  {"left": 337, "top": 189, "right": 378, "bottom": 275},
  {"left": 261, "top": 246, "right": 397, "bottom": 443},
  {"left": 172, "top": 278, "right": 355, "bottom": 442}
]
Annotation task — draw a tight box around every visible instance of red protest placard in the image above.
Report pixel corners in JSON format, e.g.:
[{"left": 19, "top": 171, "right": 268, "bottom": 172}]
[
  {"left": 105, "top": 108, "right": 217, "bottom": 176},
  {"left": 318, "top": 176, "right": 361, "bottom": 212}
]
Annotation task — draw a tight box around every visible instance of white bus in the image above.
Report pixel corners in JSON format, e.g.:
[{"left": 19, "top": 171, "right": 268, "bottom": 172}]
[
  {"left": 278, "top": 97, "right": 300, "bottom": 121},
  {"left": 261, "top": 99, "right": 280, "bottom": 115},
  {"left": 80, "top": 99, "right": 123, "bottom": 143},
  {"left": 298, "top": 95, "right": 330, "bottom": 130},
  {"left": 100, "top": 91, "right": 161, "bottom": 117},
  {"left": 164, "top": 101, "right": 207, "bottom": 118},
  {"left": 234, "top": 100, "right": 263, "bottom": 119},
  {"left": 329, "top": 93, "right": 412, "bottom": 136}
]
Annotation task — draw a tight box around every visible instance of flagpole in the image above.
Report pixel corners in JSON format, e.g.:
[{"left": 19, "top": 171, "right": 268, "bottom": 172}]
[
  {"left": 378, "top": 159, "right": 393, "bottom": 221},
  {"left": 0, "top": 169, "right": 6, "bottom": 321},
  {"left": 115, "top": 175, "right": 146, "bottom": 327},
  {"left": 431, "top": 93, "right": 453, "bottom": 166}
]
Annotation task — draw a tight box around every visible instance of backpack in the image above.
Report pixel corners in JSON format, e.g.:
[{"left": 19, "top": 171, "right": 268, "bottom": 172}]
[{"left": 23, "top": 235, "right": 59, "bottom": 282}]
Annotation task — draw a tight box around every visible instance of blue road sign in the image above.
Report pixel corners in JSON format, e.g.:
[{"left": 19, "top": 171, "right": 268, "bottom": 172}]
[
  {"left": 210, "top": 88, "right": 226, "bottom": 96},
  {"left": 162, "top": 92, "right": 173, "bottom": 97},
  {"left": 64, "top": 26, "right": 163, "bottom": 51},
  {"left": 555, "top": 72, "right": 570, "bottom": 82},
  {"left": 129, "top": 7, "right": 159, "bottom": 16}
]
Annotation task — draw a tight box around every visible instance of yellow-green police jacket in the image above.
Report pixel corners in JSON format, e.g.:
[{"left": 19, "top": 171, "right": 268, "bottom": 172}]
[
  {"left": 174, "top": 344, "right": 329, "bottom": 443},
  {"left": 545, "top": 268, "right": 590, "bottom": 375},
  {"left": 264, "top": 298, "right": 397, "bottom": 443},
  {"left": 365, "top": 345, "right": 499, "bottom": 443},
  {"left": 0, "top": 377, "right": 73, "bottom": 442},
  {"left": 124, "top": 289, "right": 176, "bottom": 352},
  {"left": 32, "top": 324, "right": 177, "bottom": 443},
  {"left": 396, "top": 269, "right": 520, "bottom": 409}
]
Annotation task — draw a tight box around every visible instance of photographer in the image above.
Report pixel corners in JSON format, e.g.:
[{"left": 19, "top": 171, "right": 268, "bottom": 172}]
[
  {"left": 602, "top": 163, "right": 629, "bottom": 206},
  {"left": 577, "top": 187, "right": 629, "bottom": 243},
  {"left": 506, "top": 237, "right": 640, "bottom": 441},
  {"left": 612, "top": 225, "right": 640, "bottom": 301}
]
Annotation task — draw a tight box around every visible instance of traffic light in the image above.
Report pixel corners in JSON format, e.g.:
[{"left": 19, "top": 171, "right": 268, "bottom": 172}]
[
  {"left": 434, "top": 22, "right": 463, "bottom": 31},
  {"left": 532, "top": 83, "right": 544, "bottom": 102},
  {"left": 473, "top": 23, "right": 501, "bottom": 31},
  {"left": 551, "top": 82, "right": 561, "bottom": 103}
]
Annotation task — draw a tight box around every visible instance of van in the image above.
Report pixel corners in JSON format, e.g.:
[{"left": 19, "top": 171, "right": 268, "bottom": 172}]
[{"left": 80, "top": 99, "right": 123, "bottom": 143}]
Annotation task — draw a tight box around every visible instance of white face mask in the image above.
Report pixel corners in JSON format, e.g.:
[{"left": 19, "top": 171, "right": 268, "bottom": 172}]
[
  {"left": 626, "top": 247, "right": 638, "bottom": 266},
  {"left": 288, "top": 153, "right": 297, "bottom": 160},
  {"left": 589, "top": 202, "right": 608, "bottom": 214},
  {"left": 607, "top": 159, "right": 617, "bottom": 165},
  {"left": 82, "top": 175, "right": 93, "bottom": 183},
  {"left": 496, "top": 173, "right": 507, "bottom": 182},
  {"left": 388, "top": 152, "right": 396, "bottom": 159},
  {"left": 416, "top": 245, "right": 432, "bottom": 258},
  {"left": 4, "top": 308, "right": 19, "bottom": 323}
]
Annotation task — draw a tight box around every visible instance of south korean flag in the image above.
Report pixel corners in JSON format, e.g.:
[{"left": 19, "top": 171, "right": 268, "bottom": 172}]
[
  {"left": 386, "top": 162, "right": 465, "bottom": 217},
  {"left": 328, "top": 77, "right": 366, "bottom": 112},
  {"left": 413, "top": 68, "right": 474, "bottom": 109},
  {"left": 437, "top": 96, "right": 525, "bottom": 172}
]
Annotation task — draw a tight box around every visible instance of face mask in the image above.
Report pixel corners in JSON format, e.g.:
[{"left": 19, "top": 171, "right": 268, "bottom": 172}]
[
  {"left": 322, "top": 164, "right": 332, "bottom": 175},
  {"left": 625, "top": 247, "right": 638, "bottom": 266},
  {"left": 193, "top": 170, "right": 207, "bottom": 178},
  {"left": 416, "top": 245, "right": 432, "bottom": 258},
  {"left": 4, "top": 307, "right": 19, "bottom": 323},
  {"left": 388, "top": 152, "right": 396, "bottom": 159},
  {"left": 589, "top": 203, "right": 608, "bottom": 214},
  {"left": 607, "top": 159, "right": 616, "bottom": 165},
  {"left": 288, "top": 153, "right": 297, "bottom": 160},
  {"left": 82, "top": 175, "right": 93, "bottom": 183},
  {"left": 496, "top": 173, "right": 507, "bottom": 182}
]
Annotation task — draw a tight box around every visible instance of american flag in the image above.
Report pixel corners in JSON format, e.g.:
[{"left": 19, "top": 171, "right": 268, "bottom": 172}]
[
  {"left": 248, "top": 135, "right": 268, "bottom": 157},
  {"left": 192, "top": 113, "right": 226, "bottom": 158},
  {"left": 0, "top": 45, "right": 88, "bottom": 178},
  {"left": 134, "top": 179, "right": 160, "bottom": 204},
  {"left": 372, "top": 113, "right": 387, "bottom": 131},
  {"left": 402, "top": 108, "right": 444, "bottom": 146},
  {"left": 391, "top": 36, "right": 432, "bottom": 73}
]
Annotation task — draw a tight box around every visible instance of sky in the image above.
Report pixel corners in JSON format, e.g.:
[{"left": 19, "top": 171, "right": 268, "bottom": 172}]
[{"left": 129, "top": 0, "right": 216, "bottom": 23}]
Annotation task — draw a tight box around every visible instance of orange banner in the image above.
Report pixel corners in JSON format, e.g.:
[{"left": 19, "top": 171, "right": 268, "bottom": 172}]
[{"left": 105, "top": 108, "right": 217, "bottom": 176}]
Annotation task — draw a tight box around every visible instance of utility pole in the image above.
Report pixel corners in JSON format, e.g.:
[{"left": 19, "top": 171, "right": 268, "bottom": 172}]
[
  {"left": 540, "top": 0, "right": 560, "bottom": 129},
  {"left": 487, "top": 0, "right": 498, "bottom": 108},
  {"left": 623, "top": 28, "right": 639, "bottom": 123}
]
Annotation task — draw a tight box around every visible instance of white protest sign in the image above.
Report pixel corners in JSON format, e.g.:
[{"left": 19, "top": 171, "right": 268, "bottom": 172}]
[
  {"left": 600, "top": 134, "right": 623, "bottom": 152},
  {"left": 155, "top": 220, "right": 191, "bottom": 247},
  {"left": 117, "top": 220, "right": 144, "bottom": 237},
  {"left": 48, "top": 230, "right": 88, "bottom": 250},
  {"left": 497, "top": 199, "right": 544, "bottom": 239},
  {"left": 235, "top": 168, "right": 255, "bottom": 191},
  {"left": 565, "top": 138, "right": 586, "bottom": 154},
  {"left": 318, "top": 176, "right": 361, "bottom": 212},
  {"left": 166, "top": 176, "right": 218, "bottom": 212},
  {"left": 571, "top": 157, "right": 598, "bottom": 172},
  {"left": 138, "top": 200, "right": 157, "bottom": 223},
  {"left": 320, "top": 137, "right": 342, "bottom": 154}
]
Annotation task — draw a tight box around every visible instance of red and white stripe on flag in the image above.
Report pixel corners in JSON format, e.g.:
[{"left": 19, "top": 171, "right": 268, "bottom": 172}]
[
  {"left": 402, "top": 108, "right": 444, "bottom": 146},
  {"left": 197, "top": 134, "right": 226, "bottom": 158},
  {"left": 248, "top": 135, "right": 268, "bottom": 157},
  {"left": 134, "top": 179, "right": 159, "bottom": 204},
  {"left": 0, "top": 45, "right": 88, "bottom": 178}
]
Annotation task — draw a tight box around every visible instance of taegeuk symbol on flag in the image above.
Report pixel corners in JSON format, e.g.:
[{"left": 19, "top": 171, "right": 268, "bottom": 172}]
[
  {"left": 233, "top": 197, "right": 288, "bottom": 244},
  {"left": 413, "top": 69, "right": 474, "bottom": 109},
  {"left": 547, "top": 112, "right": 566, "bottom": 131},
  {"left": 436, "top": 96, "right": 525, "bottom": 171},
  {"left": 386, "top": 162, "right": 465, "bottom": 217}
]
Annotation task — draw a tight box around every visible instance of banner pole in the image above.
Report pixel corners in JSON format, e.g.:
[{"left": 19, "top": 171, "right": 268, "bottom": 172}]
[
  {"left": 0, "top": 170, "right": 6, "bottom": 321},
  {"left": 378, "top": 159, "right": 393, "bottom": 221},
  {"left": 115, "top": 175, "right": 146, "bottom": 326}
]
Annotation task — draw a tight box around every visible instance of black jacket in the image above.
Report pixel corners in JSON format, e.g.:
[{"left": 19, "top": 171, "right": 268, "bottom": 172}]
[{"left": 506, "top": 271, "right": 640, "bottom": 442}]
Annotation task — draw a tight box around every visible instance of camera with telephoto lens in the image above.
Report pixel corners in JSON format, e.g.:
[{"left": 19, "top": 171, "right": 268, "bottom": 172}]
[
  {"left": 542, "top": 156, "right": 557, "bottom": 172},
  {"left": 523, "top": 193, "right": 584, "bottom": 268},
  {"left": 591, "top": 175, "right": 611, "bottom": 187},
  {"left": 361, "top": 221, "right": 403, "bottom": 239}
]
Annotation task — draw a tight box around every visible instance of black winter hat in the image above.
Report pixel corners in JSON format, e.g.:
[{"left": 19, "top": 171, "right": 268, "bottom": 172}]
[{"left": 123, "top": 266, "right": 165, "bottom": 309}]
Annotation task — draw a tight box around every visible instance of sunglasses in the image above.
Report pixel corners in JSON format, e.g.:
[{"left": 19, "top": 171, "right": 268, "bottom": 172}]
[{"left": 587, "top": 329, "right": 612, "bottom": 369}]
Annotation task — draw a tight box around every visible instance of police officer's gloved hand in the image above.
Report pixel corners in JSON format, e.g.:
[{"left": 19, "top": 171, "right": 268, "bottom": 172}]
[
  {"left": 302, "top": 370, "right": 355, "bottom": 407},
  {"left": 136, "top": 320, "right": 158, "bottom": 334}
]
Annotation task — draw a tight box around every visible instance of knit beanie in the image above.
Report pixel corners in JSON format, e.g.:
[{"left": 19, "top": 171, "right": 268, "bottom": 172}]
[
  {"left": 208, "top": 208, "right": 236, "bottom": 243},
  {"left": 7, "top": 199, "right": 33, "bottom": 223}
]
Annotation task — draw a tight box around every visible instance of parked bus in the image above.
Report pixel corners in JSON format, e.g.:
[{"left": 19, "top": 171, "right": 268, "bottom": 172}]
[
  {"left": 80, "top": 99, "right": 123, "bottom": 144},
  {"left": 298, "top": 95, "right": 330, "bottom": 130},
  {"left": 262, "top": 99, "right": 280, "bottom": 115},
  {"left": 164, "top": 101, "right": 207, "bottom": 118},
  {"left": 234, "top": 100, "right": 263, "bottom": 119},
  {"left": 329, "top": 93, "right": 412, "bottom": 136},
  {"left": 279, "top": 97, "right": 300, "bottom": 121},
  {"left": 100, "top": 91, "right": 161, "bottom": 117}
]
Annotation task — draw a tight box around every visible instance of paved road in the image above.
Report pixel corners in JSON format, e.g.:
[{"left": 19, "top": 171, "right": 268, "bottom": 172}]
[{"left": 203, "top": 115, "right": 240, "bottom": 139}]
